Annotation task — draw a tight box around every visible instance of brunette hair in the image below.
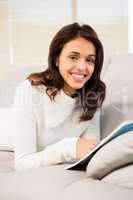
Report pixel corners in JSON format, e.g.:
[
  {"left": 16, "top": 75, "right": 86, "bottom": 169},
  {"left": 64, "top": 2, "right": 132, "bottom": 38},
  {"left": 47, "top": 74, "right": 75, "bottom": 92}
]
[{"left": 27, "top": 22, "right": 106, "bottom": 121}]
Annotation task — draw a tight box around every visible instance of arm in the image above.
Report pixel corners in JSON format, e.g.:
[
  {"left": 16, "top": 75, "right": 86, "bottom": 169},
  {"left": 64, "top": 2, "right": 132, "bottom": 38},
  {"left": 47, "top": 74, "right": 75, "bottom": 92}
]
[
  {"left": 15, "top": 135, "right": 79, "bottom": 171},
  {"left": 13, "top": 80, "right": 79, "bottom": 171}
]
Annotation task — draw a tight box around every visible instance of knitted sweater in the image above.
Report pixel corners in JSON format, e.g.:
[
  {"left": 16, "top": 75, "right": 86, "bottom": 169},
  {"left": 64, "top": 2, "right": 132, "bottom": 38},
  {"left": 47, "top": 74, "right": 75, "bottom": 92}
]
[{"left": 13, "top": 79, "right": 100, "bottom": 171}]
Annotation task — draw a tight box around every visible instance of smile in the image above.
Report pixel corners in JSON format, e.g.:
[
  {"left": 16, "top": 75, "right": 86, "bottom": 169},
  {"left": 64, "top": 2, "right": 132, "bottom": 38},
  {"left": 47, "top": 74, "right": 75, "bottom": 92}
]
[{"left": 70, "top": 73, "right": 86, "bottom": 81}]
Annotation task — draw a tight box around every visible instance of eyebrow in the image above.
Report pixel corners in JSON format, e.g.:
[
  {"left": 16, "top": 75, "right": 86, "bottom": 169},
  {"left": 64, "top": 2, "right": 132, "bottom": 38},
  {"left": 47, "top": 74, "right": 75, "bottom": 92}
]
[{"left": 69, "top": 51, "right": 96, "bottom": 58}]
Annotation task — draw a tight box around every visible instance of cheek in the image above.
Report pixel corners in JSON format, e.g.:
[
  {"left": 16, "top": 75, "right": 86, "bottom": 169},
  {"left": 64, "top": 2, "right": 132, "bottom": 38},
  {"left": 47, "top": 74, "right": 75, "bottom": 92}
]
[
  {"left": 85, "top": 66, "right": 95, "bottom": 82},
  {"left": 59, "top": 61, "right": 71, "bottom": 76},
  {"left": 88, "top": 65, "right": 95, "bottom": 76},
  {"left": 58, "top": 64, "right": 69, "bottom": 79}
]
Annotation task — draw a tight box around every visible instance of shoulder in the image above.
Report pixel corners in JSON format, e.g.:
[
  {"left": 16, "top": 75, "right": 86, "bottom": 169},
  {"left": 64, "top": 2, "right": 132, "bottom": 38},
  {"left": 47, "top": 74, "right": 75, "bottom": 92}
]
[
  {"left": 14, "top": 79, "right": 46, "bottom": 107},
  {"left": 15, "top": 79, "right": 46, "bottom": 95}
]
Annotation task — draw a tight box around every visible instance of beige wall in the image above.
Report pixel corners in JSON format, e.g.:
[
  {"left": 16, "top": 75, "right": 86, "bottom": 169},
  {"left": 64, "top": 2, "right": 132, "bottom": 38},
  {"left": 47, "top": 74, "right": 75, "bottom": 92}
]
[
  {"left": 95, "top": 23, "right": 128, "bottom": 65},
  {"left": 0, "top": 3, "right": 10, "bottom": 80},
  {"left": 128, "top": 0, "right": 133, "bottom": 53},
  {"left": 0, "top": 1, "right": 128, "bottom": 80}
]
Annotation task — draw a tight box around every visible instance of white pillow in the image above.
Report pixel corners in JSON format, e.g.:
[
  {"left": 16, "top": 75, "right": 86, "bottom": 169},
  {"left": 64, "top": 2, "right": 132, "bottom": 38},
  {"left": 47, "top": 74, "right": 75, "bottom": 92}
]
[
  {"left": 86, "top": 131, "right": 133, "bottom": 179},
  {"left": 0, "top": 108, "right": 14, "bottom": 151}
]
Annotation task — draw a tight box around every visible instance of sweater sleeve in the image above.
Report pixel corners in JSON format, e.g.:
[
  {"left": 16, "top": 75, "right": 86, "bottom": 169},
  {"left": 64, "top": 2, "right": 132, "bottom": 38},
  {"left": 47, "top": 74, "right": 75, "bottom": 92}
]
[
  {"left": 15, "top": 137, "right": 79, "bottom": 171},
  {"left": 12, "top": 80, "right": 79, "bottom": 171}
]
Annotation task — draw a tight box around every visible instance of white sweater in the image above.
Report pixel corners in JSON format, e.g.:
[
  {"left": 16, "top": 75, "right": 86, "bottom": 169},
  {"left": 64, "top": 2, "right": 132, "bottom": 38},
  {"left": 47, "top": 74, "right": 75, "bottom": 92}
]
[{"left": 12, "top": 79, "right": 100, "bottom": 171}]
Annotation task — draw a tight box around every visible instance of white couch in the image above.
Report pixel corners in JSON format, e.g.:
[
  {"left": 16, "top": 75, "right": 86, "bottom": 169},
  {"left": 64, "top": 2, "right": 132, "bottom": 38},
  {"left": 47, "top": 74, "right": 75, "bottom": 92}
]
[{"left": 0, "top": 55, "right": 133, "bottom": 200}]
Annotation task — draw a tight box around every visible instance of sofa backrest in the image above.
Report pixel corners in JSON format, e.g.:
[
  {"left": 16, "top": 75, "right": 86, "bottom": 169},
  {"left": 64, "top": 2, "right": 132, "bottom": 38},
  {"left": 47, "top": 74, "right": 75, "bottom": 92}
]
[
  {"left": 101, "top": 54, "right": 133, "bottom": 138},
  {"left": 0, "top": 65, "right": 45, "bottom": 107}
]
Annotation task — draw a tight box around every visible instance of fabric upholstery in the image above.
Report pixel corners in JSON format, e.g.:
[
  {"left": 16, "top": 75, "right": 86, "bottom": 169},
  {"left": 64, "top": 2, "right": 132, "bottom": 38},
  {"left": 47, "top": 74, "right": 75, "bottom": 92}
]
[
  {"left": 63, "top": 178, "right": 133, "bottom": 200},
  {"left": 86, "top": 131, "right": 133, "bottom": 180},
  {"left": 101, "top": 54, "right": 133, "bottom": 138},
  {"left": 0, "top": 164, "right": 132, "bottom": 200},
  {"left": 0, "top": 108, "right": 15, "bottom": 151},
  {"left": 102, "top": 163, "right": 133, "bottom": 189},
  {"left": 0, "top": 65, "right": 45, "bottom": 108},
  {"left": 0, "top": 164, "right": 86, "bottom": 200},
  {"left": 0, "top": 151, "right": 14, "bottom": 172}
]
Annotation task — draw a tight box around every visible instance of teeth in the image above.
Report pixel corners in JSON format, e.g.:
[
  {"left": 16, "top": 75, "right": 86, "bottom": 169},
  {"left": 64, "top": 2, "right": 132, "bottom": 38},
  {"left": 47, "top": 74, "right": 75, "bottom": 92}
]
[{"left": 71, "top": 74, "right": 84, "bottom": 79}]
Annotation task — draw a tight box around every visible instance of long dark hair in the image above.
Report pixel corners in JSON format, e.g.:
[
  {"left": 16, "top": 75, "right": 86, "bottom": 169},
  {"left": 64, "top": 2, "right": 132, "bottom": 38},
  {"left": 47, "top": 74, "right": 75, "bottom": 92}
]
[{"left": 27, "top": 22, "right": 106, "bottom": 121}]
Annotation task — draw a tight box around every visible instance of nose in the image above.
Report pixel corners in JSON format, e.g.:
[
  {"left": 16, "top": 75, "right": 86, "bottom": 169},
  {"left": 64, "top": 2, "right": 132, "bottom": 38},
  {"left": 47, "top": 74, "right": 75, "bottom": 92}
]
[{"left": 76, "top": 59, "right": 87, "bottom": 70}]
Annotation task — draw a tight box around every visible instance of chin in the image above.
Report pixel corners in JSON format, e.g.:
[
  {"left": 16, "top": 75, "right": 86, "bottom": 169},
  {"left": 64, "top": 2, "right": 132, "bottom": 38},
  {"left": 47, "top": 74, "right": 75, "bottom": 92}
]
[{"left": 70, "top": 84, "right": 85, "bottom": 90}]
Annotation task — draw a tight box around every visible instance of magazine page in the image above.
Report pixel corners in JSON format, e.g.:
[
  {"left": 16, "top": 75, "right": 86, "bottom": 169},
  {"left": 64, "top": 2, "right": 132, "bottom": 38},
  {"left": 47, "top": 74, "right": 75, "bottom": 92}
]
[{"left": 65, "top": 120, "right": 133, "bottom": 170}]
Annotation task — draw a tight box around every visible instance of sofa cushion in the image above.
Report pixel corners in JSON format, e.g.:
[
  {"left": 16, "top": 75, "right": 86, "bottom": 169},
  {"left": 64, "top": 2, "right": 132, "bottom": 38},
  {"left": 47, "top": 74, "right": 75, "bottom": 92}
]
[
  {"left": 0, "top": 151, "right": 14, "bottom": 161},
  {"left": 0, "top": 108, "right": 16, "bottom": 151},
  {"left": 0, "top": 164, "right": 132, "bottom": 200},
  {"left": 0, "top": 160, "right": 14, "bottom": 173},
  {"left": 0, "top": 65, "right": 45, "bottom": 107},
  {"left": 101, "top": 102, "right": 133, "bottom": 139},
  {"left": 101, "top": 163, "right": 133, "bottom": 189},
  {"left": 63, "top": 178, "right": 133, "bottom": 200},
  {"left": 0, "top": 151, "right": 14, "bottom": 173},
  {"left": 102, "top": 54, "right": 133, "bottom": 106},
  {"left": 0, "top": 164, "right": 86, "bottom": 200},
  {"left": 86, "top": 131, "right": 133, "bottom": 180},
  {"left": 101, "top": 54, "right": 133, "bottom": 138}
]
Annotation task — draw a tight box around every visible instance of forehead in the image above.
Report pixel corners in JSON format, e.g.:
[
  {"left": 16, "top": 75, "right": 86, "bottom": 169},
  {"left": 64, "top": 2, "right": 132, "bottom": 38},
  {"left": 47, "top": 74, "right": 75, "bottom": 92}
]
[{"left": 61, "top": 37, "right": 96, "bottom": 55}]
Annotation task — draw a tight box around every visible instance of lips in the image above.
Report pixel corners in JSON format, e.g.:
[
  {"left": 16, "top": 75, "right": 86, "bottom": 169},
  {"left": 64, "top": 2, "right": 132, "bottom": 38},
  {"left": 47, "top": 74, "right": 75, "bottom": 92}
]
[{"left": 69, "top": 72, "right": 86, "bottom": 81}]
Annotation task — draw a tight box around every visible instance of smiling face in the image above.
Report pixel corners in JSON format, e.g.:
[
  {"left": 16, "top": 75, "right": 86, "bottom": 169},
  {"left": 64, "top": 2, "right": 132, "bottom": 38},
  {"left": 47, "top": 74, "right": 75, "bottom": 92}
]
[{"left": 56, "top": 37, "right": 96, "bottom": 95}]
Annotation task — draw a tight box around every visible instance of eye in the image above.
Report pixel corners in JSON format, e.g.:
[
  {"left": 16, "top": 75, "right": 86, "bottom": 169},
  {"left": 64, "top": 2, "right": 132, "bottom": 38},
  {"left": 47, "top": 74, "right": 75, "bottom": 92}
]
[
  {"left": 68, "top": 55, "right": 78, "bottom": 61},
  {"left": 87, "top": 57, "right": 95, "bottom": 65}
]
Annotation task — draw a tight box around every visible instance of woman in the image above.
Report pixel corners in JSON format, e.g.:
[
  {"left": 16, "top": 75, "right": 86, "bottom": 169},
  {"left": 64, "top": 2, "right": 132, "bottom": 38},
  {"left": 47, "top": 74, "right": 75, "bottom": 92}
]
[{"left": 13, "top": 22, "right": 106, "bottom": 171}]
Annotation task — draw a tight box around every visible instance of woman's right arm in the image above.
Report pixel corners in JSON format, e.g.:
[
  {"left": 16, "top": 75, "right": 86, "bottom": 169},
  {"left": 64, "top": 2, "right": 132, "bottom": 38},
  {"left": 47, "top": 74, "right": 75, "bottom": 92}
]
[
  {"left": 13, "top": 80, "right": 79, "bottom": 171},
  {"left": 12, "top": 80, "right": 46, "bottom": 170}
]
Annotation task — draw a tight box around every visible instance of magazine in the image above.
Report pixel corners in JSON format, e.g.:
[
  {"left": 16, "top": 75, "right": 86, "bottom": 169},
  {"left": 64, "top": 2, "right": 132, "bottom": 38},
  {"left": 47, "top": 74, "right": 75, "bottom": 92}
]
[{"left": 65, "top": 120, "right": 133, "bottom": 171}]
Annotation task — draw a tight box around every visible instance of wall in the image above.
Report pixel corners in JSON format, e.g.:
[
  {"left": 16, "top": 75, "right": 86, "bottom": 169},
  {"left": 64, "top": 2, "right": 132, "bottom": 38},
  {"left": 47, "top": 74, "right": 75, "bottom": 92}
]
[
  {"left": 0, "top": 0, "right": 128, "bottom": 79},
  {"left": 128, "top": 0, "right": 133, "bottom": 53}
]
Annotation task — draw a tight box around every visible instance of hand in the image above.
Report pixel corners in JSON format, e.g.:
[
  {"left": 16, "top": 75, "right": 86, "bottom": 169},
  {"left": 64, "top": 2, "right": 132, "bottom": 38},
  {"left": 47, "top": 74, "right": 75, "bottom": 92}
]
[{"left": 76, "top": 138, "right": 98, "bottom": 160}]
